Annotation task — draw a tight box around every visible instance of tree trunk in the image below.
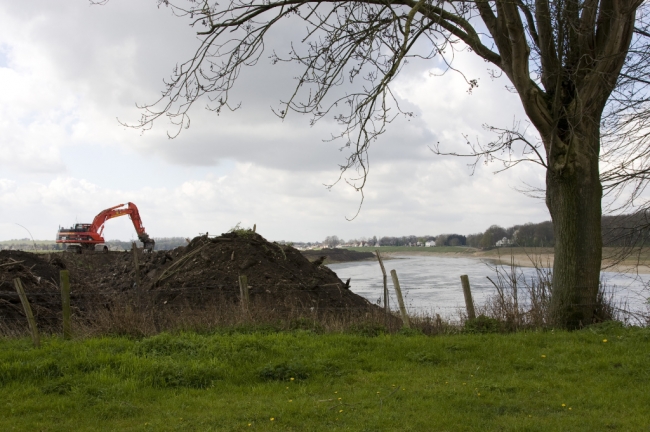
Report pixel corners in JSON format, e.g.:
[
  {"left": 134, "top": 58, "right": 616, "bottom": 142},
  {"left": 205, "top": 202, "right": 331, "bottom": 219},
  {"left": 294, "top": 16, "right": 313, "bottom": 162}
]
[{"left": 546, "top": 122, "right": 603, "bottom": 329}]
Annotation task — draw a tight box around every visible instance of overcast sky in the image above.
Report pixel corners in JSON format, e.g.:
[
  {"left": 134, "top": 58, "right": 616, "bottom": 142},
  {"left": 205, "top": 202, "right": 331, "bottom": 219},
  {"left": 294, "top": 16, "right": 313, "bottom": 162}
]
[{"left": 0, "top": 0, "right": 550, "bottom": 243}]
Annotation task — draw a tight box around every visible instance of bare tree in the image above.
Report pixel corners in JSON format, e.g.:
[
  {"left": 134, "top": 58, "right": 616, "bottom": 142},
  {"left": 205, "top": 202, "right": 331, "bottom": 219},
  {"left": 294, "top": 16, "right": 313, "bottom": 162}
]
[
  {"left": 94, "top": 0, "right": 649, "bottom": 328},
  {"left": 324, "top": 235, "right": 341, "bottom": 248}
]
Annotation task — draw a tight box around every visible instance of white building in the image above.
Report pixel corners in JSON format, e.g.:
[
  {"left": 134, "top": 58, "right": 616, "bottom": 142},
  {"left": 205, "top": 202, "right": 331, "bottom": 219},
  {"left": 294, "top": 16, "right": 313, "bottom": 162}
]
[{"left": 496, "top": 237, "right": 512, "bottom": 247}]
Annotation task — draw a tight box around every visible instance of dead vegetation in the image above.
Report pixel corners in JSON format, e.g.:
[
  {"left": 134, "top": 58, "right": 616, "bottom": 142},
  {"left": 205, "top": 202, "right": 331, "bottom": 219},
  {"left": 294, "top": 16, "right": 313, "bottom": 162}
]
[{"left": 472, "top": 256, "right": 646, "bottom": 331}]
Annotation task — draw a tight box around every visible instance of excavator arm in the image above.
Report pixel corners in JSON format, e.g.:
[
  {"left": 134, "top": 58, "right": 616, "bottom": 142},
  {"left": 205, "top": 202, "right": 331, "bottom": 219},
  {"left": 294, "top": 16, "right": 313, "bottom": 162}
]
[{"left": 124, "top": 202, "right": 155, "bottom": 251}]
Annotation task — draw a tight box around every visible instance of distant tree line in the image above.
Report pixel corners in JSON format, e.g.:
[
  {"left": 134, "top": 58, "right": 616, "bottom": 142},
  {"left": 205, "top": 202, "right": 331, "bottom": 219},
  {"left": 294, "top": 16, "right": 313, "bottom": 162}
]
[
  {"left": 464, "top": 222, "right": 553, "bottom": 248},
  {"left": 378, "top": 235, "right": 437, "bottom": 246},
  {"left": 601, "top": 213, "right": 650, "bottom": 248},
  {"left": 0, "top": 238, "right": 192, "bottom": 252},
  {"left": 316, "top": 212, "right": 650, "bottom": 250},
  {"left": 0, "top": 239, "right": 61, "bottom": 251},
  {"left": 463, "top": 213, "right": 650, "bottom": 249},
  {"left": 319, "top": 236, "right": 380, "bottom": 247},
  {"left": 434, "top": 234, "right": 467, "bottom": 247}
]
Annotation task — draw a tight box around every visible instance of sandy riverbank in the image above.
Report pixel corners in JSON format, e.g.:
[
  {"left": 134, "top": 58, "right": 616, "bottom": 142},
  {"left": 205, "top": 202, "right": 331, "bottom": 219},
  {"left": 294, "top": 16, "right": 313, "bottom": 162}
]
[{"left": 380, "top": 248, "right": 650, "bottom": 274}]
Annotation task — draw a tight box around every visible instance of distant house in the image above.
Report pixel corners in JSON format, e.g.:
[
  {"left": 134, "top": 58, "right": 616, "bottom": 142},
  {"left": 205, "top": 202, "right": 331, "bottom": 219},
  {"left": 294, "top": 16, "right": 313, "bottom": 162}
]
[
  {"left": 425, "top": 240, "right": 436, "bottom": 247},
  {"left": 496, "top": 237, "right": 512, "bottom": 247}
]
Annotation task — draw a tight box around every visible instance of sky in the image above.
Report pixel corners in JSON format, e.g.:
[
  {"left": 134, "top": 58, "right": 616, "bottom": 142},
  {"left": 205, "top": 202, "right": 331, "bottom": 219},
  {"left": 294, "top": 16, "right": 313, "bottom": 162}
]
[{"left": 0, "top": 0, "right": 550, "bottom": 243}]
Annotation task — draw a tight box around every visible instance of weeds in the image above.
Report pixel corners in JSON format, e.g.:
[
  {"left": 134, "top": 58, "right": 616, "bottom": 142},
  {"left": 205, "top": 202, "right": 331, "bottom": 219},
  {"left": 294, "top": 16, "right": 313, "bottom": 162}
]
[
  {"left": 259, "top": 362, "right": 310, "bottom": 381},
  {"left": 227, "top": 222, "right": 255, "bottom": 237},
  {"left": 463, "top": 315, "right": 503, "bottom": 334},
  {"left": 479, "top": 252, "right": 638, "bottom": 330}
]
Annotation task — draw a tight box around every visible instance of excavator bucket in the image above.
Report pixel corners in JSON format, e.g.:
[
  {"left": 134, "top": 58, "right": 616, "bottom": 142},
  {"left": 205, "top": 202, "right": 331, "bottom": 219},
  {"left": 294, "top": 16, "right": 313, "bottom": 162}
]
[{"left": 139, "top": 233, "right": 156, "bottom": 252}]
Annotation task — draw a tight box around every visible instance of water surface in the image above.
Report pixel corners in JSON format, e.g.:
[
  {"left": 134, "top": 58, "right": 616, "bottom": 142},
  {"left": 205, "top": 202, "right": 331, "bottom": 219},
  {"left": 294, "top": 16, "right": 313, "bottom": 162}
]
[{"left": 328, "top": 255, "right": 649, "bottom": 319}]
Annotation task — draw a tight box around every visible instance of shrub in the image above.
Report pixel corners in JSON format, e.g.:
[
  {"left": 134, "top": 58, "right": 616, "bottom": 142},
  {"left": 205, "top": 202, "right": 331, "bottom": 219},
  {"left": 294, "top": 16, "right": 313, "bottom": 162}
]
[
  {"left": 397, "top": 327, "right": 423, "bottom": 337},
  {"left": 464, "top": 315, "right": 503, "bottom": 334},
  {"left": 289, "top": 317, "right": 324, "bottom": 333},
  {"left": 258, "top": 362, "right": 309, "bottom": 381},
  {"left": 346, "top": 322, "right": 386, "bottom": 337}
]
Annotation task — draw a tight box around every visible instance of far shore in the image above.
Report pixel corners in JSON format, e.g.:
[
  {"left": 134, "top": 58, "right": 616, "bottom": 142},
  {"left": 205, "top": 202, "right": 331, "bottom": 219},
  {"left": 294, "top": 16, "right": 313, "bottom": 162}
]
[{"left": 346, "top": 246, "right": 650, "bottom": 275}]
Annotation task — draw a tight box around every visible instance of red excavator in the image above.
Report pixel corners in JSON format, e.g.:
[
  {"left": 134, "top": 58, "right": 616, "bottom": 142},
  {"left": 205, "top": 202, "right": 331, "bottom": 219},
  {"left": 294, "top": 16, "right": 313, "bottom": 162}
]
[{"left": 56, "top": 202, "right": 155, "bottom": 253}]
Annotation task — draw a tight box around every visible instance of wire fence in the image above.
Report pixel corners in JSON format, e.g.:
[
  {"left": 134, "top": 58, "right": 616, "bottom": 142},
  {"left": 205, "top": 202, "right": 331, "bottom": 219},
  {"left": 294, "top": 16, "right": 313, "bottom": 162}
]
[{"left": 2, "top": 276, "right": 648, "bottom": 339}]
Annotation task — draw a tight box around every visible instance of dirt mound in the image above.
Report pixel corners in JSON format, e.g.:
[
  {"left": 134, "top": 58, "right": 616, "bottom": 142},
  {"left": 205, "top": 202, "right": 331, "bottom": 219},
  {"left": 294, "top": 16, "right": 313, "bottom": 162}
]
[
  {"left": 301, "top": 248, "right": 375, "bottom": 264},
  {"left": 0, "top": 251, "right": 62, "bottom": 327},
  {"left": 1, "top": 233, "right": 377, "bottom": 331},
  {"left": 139, "top": 233, "right": 370, "bottom": 310},
  {"left": 100, "top": 232, "right": 376, "bottom": 312}
]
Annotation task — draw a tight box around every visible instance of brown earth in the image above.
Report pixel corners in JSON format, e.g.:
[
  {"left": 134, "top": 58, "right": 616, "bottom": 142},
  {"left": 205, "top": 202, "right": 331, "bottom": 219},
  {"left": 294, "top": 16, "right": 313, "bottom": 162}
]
[
  {"left": 1, "top": 232, "right": 377, "bottom": 329},
  {"left": 301, "top": 248, "right": 376, "bottom": 264},
  {"left": 0, "top": 250, "right": 62, "bottom": 327}
]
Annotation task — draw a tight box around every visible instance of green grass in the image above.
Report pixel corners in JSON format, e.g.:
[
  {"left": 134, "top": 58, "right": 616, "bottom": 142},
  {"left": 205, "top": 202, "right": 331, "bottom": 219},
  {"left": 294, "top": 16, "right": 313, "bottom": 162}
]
[{"left": 1, "top": 323, "right": 649, "bottom": 431}]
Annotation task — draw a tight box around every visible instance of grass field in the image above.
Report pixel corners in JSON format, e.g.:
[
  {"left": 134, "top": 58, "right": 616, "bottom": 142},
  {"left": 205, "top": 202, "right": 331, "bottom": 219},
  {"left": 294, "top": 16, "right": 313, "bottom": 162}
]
[{"left": 1, "top": 323, "right": 648, "bottom": 431}]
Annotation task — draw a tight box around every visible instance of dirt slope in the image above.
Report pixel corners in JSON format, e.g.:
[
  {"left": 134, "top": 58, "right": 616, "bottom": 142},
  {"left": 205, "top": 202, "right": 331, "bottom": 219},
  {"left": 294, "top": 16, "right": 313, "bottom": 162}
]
[{"left": 301, "top": 248, "right": 375, "bottom": 264}]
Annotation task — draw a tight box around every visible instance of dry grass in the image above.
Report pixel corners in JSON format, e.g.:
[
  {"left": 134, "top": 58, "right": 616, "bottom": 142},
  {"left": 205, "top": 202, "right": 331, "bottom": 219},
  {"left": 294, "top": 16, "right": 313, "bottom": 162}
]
[
  {"left": 473, "top": 255, "right": 647, "bottom": 330},
  {"left": 3, "top": 281, "right": 643, "bottom": 339},
  {"left": 78, "top": 295, "right": 457, "bottom": 338},
  {"left": 1, "top": 288, "right": 457, "bottom": 339}
]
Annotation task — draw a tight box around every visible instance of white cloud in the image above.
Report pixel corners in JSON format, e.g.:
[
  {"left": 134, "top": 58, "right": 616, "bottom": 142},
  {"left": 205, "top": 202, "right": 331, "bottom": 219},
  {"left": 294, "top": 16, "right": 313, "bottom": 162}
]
[
  {"left": 0, "top": 157, "right": 548, "bottom": 242},
  {"left": 0, "top": 0, "right": 550, "bottom": 243}
]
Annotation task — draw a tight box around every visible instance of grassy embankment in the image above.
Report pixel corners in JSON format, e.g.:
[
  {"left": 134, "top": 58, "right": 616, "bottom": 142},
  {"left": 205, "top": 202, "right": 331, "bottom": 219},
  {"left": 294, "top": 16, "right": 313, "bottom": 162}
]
[{"left": 1, "top": 323, "right": 648, "bottom": 431}]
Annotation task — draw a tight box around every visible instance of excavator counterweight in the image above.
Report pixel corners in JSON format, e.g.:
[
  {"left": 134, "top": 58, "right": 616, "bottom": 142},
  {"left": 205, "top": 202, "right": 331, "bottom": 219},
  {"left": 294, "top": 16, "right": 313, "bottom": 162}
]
[{"left": 56, "top": 202, "right": 155, "bottom": 252}]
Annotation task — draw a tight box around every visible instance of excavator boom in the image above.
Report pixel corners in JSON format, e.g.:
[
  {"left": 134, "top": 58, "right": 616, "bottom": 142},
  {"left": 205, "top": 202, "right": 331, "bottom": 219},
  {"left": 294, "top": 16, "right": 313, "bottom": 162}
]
[{"left": 56, "top": 202, "right": 155, "bottom": 252}]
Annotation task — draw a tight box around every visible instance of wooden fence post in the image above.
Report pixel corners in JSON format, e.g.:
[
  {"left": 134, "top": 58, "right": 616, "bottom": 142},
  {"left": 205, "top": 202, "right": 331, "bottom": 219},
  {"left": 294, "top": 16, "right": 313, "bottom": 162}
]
[
  {"left": 238, "top": 275, "right": 249, "bottom": 315},
  {"left": 460, "top": 275, "right": 476, "bottom": 320},
  {"left": 389, "top": 270, "right": 410, "bottom": 328},
  {"left": 60, "top": 270, "right": 71, "bottom": 340},
  {"left": 132, "top": 242, "right": 141, "bottom": 290},
  {"left": 375, "top": 251, "right": 389, "bottom": 313},
  {"left": 13, "top": 278, "right": 40, "bottom": 348}
]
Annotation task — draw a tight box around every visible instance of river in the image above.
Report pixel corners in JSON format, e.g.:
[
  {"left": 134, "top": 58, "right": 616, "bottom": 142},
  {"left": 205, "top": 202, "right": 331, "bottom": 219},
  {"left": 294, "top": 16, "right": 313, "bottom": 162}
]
[{"left": 328, "top": 255, "right": 650, "bottom": 321}]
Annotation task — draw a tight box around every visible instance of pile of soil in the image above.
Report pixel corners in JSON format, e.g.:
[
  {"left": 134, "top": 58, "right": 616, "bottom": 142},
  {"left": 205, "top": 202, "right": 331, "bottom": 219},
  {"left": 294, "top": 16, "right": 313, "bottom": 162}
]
[
  {"left": 301, "top": 248, "right": 375, "bottom": 264},
  {"left": 1, "top": 233, "right": 377, "bottom": 328},
  {"left": 0, "top": 251, "right": 62, "bottom": 326}
]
